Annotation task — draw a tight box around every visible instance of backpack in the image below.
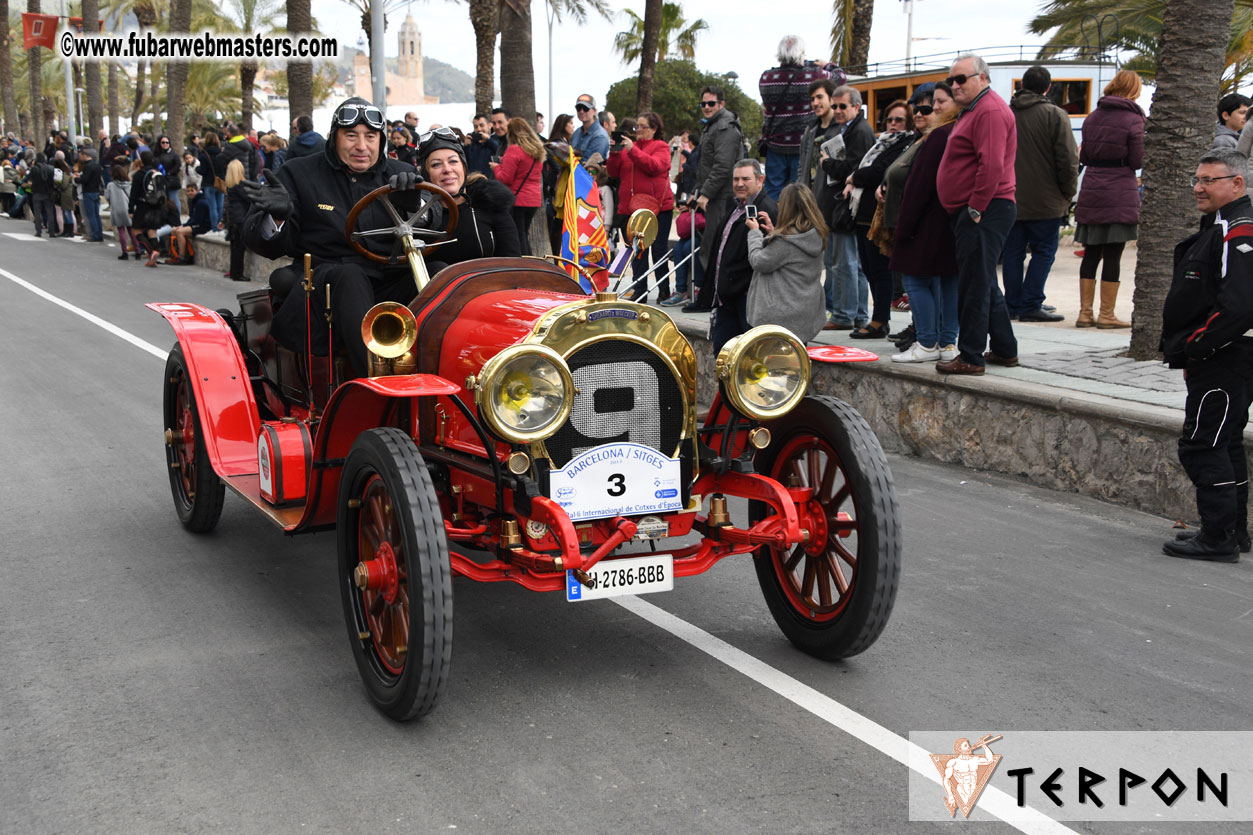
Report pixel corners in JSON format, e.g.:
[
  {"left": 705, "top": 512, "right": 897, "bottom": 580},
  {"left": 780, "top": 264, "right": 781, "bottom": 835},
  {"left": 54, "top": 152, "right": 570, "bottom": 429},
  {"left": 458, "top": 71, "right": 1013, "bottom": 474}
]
[{"left": 143, "top": 169, "right": 166, "bottom": 206}]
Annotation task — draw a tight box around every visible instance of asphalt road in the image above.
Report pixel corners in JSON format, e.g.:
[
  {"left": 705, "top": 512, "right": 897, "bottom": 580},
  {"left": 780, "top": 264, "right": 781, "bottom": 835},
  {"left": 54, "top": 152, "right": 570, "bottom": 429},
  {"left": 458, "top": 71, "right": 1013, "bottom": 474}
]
[{"left": 1, "top": 217, "right": 1250, "bottom": 835}]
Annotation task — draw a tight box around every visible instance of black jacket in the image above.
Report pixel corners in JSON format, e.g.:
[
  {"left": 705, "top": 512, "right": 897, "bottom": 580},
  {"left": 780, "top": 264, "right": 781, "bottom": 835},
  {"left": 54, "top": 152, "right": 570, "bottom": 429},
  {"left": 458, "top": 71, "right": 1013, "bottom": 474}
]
[
  {"left": 129, "top": 165, "right": 166, "bottom": 228},
  {"left": 1161, "top": 194, "right": 1253, "bottom": 369},
  {"left": 710, "top": 190, "right": 779, "bottom": 302},
  {"left": 431, "top": 176, "right": 520, "bottom": 265},
  {"left": 220, "top": 136, "right": 260, "bottom": 181},
  {"left": 186, "top": 192, "right": 211, "bottom": 236},
  {"left": 78, "top": 161, "right": 103, "bottom": 194}
]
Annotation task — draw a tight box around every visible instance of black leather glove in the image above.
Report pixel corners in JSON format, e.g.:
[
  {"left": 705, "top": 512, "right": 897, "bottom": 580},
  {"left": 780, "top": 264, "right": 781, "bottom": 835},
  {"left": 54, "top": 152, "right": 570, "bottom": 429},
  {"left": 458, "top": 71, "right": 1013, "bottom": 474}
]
[
  {"left": 237, "top": 168, "right": 292, "bottom": 221},
  {"left": 389, "top": 170, "right": 422, "bottom": 191}
]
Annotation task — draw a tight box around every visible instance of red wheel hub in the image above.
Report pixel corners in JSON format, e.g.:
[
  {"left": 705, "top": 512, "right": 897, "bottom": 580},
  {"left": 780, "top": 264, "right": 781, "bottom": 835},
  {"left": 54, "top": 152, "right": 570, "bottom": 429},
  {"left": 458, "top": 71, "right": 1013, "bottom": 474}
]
[
  {"left": 356, "top": 541, "right": 401, "bottom": 605},
  {"left": 799, "top": 500, "right": 829, "bottom": 556}
]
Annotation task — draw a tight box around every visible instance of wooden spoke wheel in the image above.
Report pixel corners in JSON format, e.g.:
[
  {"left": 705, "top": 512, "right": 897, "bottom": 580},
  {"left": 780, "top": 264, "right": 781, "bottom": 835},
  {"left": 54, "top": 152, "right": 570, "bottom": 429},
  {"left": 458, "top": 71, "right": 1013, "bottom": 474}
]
[
  {"left": 338, "top": 427, "right": 453, "bottom": 721},
  {"left": 750, "top": 395, "right": 900, "bottom": 660},
  {"left": 345, "top": 182, "right": 459, "bottom": 264},
  {"left": 163, "top": 343, "right": 225, "bottom": 533}
]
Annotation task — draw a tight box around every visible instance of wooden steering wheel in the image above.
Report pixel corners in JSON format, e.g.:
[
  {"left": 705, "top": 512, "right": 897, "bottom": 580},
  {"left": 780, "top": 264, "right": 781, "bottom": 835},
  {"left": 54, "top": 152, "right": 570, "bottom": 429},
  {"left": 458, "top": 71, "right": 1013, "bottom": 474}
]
[{"left": 345, "top": 182, "right": 459, "bottom": 264}]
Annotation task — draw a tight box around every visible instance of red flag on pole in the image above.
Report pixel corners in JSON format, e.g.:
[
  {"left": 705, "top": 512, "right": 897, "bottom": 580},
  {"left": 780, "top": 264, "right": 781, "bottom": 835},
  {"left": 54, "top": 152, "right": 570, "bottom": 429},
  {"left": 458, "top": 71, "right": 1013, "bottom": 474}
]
[{"left": 21, "top": 13, "right": 59, "bottom": 50}]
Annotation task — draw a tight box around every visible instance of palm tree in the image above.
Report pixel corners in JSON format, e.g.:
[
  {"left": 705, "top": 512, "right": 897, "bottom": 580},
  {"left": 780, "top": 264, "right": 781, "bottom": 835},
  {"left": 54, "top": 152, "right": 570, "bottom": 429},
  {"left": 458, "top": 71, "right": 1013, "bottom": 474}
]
[
  {"left": 81, "top": 0, "right": 102, "bottom": 141},
  {"left": 1, "top": 0, "right": 20, "bottom": 135},
  {"left": 216, "top": 0, "right": 283, "bottom": 130},
  {"left": 1128, "top": 0, "right": 1236, "bottom": 358},
  {"left": 184, "top": 62, "right": 243, "bottom": 128},
  {"left": 1030, "top": 0, "right": 1253, "bottom": 90},
  {"left": 499, "top": 0, "right": 536, "bottom": 122},
  {"left": 468, "top": 0, "right": 498, "bottom": 116},
  {"left": 613, "top": 2, "right": 708, "bottom": 66},
  {"left": 636, "top": 0, "right": 662, "bottom": 112},
  {"left": 26, "top": 0, "right": 45, "bottom": 142},
  {"left": 286, "top": 0, "right": 314, "bottom": 137},
  {"left": 830, "top": 0, "right": 873, "bottom": 70},
  {"left": 165, "top": 0, "right": 192, "bottom": 145}
]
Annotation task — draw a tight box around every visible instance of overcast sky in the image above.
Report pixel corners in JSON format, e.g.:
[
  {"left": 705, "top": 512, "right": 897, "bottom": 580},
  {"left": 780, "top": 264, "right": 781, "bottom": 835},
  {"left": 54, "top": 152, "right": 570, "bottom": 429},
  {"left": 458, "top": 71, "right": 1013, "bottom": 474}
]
[{"left": 311, "top": 0, "right": 1055, "bottom": 114}]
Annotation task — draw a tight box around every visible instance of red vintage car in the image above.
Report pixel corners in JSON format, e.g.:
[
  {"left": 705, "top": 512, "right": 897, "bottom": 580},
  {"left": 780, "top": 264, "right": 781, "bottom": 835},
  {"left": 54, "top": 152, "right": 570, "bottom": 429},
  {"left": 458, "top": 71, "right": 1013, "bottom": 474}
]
[{"left": 150, "top": 184, "right": 901, "bottom": 721}]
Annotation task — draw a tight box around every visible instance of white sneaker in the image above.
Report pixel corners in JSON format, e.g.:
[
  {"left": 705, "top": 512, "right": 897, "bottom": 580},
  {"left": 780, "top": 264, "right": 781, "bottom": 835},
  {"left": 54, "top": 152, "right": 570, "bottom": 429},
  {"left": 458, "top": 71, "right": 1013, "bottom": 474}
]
[
  {"left": 938, "top": 344, "right": 958, "bottom": 361},
  {"left": 891, "top": 343, "right": 940, "bottom": 363}
]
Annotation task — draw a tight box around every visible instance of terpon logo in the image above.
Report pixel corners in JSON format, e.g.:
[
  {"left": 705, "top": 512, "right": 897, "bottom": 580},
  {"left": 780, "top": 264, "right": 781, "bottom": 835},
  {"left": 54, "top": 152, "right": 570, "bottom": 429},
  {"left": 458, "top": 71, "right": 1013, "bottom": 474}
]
[{"left": 928, "top": 734, "right": 1003, "bottom": 818}]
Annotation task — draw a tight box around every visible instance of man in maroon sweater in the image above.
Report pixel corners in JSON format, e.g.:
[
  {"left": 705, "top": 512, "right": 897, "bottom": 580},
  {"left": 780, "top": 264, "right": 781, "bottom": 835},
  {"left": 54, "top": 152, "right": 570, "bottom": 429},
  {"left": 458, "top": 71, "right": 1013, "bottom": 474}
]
[{"left": 935, "top": 54, "right": 1019, "bottom": 374}]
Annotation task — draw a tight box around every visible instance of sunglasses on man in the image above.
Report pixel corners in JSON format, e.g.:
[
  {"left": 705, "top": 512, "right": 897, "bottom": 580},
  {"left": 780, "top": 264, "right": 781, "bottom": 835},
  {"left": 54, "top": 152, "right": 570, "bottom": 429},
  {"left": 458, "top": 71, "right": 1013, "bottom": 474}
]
[
  {"left": 699, "top": 99, "right": 720, "bottom": 108},
  {"left": 944, "top": 73, "right": 980, "bottom": 87},
  {"left": 575, "top": 104, "right": 590, "bottom": 112},
  {"left": 833, "top": 103, "right": 852, "bottom": 110},
  {"left": 333, "top": 104, "right": 386, "bottom": 131}
]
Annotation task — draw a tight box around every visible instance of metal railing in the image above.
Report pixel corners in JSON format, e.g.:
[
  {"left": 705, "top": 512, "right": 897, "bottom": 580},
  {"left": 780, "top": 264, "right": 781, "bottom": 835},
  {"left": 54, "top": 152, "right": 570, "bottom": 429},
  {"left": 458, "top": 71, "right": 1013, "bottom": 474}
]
[{"left": 843, "top": 44, "right": 1121, "bottom": 79}]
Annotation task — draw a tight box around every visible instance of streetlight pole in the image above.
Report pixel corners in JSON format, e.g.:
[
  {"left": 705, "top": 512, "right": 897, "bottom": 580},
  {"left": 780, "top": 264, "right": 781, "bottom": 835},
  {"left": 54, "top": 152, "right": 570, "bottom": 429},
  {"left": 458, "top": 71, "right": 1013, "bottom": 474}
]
[
  {"left": 75, "top": 87, "right": 85, "bottom": 138},
  {"left": 371, "top": 1, "right": 386, "bottom": 110}
]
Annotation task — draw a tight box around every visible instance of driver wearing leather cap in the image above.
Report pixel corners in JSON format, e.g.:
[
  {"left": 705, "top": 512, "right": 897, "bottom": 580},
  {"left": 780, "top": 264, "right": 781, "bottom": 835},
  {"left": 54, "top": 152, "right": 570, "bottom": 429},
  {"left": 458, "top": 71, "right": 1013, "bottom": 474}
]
[{"left": 242, "top": 96, "right": 435, "bottom": 377}]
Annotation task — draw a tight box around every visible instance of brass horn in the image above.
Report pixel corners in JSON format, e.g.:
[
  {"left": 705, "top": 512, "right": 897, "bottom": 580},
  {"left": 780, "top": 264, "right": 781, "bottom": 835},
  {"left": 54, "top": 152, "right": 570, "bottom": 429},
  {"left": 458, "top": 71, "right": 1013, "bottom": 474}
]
[{"left": 361, "top": 302, "right": 418, "bottom": 377}]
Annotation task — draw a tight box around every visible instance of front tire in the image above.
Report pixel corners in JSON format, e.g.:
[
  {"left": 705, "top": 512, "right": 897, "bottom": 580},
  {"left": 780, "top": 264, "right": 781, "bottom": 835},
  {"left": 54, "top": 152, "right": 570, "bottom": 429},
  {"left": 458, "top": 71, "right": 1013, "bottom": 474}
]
[
  {"left": 164, "top": 343, "right": 226, "bottom": 532},
  {"left": 751, "top": 395, "right": 900, "bottom": 660},
  {"left": 338, "top": 427, "right": 453, "bottom": 721}
]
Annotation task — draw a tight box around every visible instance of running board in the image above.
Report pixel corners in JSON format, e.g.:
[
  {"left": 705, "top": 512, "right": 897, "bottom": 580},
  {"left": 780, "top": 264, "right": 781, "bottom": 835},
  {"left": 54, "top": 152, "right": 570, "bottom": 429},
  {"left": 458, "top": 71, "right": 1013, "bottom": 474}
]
[{"left": 223, "top": 474, "right": 306, "bottom": 531}]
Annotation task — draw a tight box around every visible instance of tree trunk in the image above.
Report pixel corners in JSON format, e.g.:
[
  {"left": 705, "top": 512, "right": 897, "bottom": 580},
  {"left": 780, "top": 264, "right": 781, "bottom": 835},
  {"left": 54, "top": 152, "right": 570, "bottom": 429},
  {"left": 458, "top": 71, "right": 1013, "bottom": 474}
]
[
  {"left": 1129, "top": 0, "right": 1235, "bottom": 359},
  {"left": 132, "top": 60, "right": 147, "bottom": 124},
  {"left": 636, "top": 0, "right": 662, "bottom": 113},
  {"left": 107, "top": 60, "right": 118, "bottom": 136},
  {"left": 0, "top": 0, "right": 20, "bottom": 135},
  {"left": 165, "top": 0, "right": 191, "bottom": 146},
  {"left": 131, "top": 3, "right": 157, "bottom": 126},
  {"left": 528, "top": 206, "right": 550, "bottom": 257},
  {"left": 468, "top": 0, "right": 499, "bottom": 116},
  {"left": 849, "top": 0, "right": 874, "bottom": 71},
  {"left": 81, "top": 0, "right": 102, "bottom": 141},
  {"left": 27, "top": 0, "right": 44, "bottom": 143},
  {"left": 241, "top": 62, "right": 257, "bottom": 131},
  {"left": 499, "top": 0, "right": 535, "bottom": 123},
  {"left": 149, "top": 64, "right": 161, "bottom": 135},
  {"left": 286, "top": 0, "right": 314, "bottom": 145}
]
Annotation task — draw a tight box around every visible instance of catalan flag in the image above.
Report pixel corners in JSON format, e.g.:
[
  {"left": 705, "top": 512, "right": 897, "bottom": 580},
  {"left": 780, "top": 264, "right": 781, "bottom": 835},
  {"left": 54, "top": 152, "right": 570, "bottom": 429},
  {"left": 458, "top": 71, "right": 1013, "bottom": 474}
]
[{"left": 560, "top": 145, "right": 610, "bottom": 293}]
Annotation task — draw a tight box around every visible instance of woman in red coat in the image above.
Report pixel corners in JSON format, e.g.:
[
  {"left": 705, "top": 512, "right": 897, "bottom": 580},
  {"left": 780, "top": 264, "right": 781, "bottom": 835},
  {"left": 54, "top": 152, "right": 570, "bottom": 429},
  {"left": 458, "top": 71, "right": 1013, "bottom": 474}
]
[
  {"left": 1073, "top": 69, "right": 1146, "bottom": 328},
  {"left": 493, "top": 117, "right": 545, "bottom": 255},
  {"left": 608, "top": 111, "right": 676, "bottom": 301}
]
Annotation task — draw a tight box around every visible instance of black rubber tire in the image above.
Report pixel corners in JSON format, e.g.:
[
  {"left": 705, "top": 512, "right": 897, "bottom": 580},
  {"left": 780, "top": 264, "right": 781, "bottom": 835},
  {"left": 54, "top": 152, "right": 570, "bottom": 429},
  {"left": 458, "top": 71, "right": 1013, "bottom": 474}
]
[
  {"left": 163, "top": 343, "right": 226, "bottom": 533},
  {"left": 750, "top": 395, "right": 900, "bottom": 660},
  {"left": 338, "top": 427, "right": 453, "bottom": 721}
]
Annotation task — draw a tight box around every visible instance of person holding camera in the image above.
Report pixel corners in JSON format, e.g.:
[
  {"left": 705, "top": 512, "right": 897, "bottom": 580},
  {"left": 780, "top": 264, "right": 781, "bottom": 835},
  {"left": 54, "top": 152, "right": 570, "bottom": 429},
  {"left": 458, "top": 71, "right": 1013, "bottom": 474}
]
[
  {"left": 708, "top": 159, "right": 777, "bottom": 352},
  {"left": 463, "top": 113, "right": 495, "bottom": 177},
  {"left": 608, "top": 112, "right": 676, "bottom": 302}
]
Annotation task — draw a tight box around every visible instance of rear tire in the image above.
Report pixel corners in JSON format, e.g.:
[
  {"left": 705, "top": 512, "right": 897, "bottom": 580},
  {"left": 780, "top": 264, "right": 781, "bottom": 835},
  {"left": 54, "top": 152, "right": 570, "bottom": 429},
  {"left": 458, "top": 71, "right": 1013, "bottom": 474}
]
[
  {"left": 164, "top": 343, "right": 226, "bottom": 533},
  {"left": 751, "top": 395, "right": 900, "bottom": 660},
  {"left": 338, "top": 427, "right": 453, "bottom": 721}
]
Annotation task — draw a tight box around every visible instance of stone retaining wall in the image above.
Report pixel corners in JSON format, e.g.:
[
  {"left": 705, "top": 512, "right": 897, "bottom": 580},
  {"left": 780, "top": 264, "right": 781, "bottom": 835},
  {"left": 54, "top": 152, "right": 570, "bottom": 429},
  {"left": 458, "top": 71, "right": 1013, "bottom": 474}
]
[{"left": 678, "top": 321, "right": 1244, "bottom": 522}]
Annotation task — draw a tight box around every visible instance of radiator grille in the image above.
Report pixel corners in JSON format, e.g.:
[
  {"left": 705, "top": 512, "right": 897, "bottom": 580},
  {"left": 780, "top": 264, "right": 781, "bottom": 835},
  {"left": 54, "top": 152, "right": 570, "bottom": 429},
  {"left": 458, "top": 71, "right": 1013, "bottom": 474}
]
[{"left": 544, "top": 340, "right": 685, "bottom": 468}]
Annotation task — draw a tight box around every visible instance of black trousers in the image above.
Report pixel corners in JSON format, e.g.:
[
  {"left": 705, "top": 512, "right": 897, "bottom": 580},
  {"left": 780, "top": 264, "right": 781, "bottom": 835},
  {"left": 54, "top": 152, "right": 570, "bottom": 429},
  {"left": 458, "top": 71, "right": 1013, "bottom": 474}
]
[
  {"left": 272, "top": 262, "right": 419, "bottom": 378},
  {"left": 951, "top": 198, "right": 1018, "bottom": 366},
  {"left": 1179, "top": 360, "right": 1252, "bottom": 537}
]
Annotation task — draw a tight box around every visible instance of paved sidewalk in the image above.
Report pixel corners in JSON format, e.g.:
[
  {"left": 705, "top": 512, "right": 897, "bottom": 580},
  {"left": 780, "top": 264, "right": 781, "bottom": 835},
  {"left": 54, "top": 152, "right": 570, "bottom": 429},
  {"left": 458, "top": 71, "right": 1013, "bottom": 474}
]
[{"left": 647, "top": 237, "right": 1191, "bottom": 413}]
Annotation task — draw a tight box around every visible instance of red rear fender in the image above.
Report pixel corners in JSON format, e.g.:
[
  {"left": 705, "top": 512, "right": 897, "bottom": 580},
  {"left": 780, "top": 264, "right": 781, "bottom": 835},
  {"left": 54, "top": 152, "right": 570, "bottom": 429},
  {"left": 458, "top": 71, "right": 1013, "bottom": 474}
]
[{"left": 147, "top": 302, "right": 260, "bottom": 478}]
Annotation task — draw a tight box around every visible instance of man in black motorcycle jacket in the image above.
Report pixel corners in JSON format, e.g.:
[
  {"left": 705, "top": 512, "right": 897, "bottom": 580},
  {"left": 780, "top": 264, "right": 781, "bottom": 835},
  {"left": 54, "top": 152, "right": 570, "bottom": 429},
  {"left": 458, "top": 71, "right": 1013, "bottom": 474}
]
[{"left": 1160, "top": 148, "right": 1253, "bottom": 562}]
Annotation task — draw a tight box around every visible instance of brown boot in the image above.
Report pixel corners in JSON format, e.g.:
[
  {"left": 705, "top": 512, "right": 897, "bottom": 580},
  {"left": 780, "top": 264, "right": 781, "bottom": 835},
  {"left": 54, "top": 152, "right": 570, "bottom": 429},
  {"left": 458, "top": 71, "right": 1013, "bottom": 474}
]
[
  {"left": 1075, "top": 278, "right": 1096, "bottom": 327},
  {"left": 1096, "top": 280, "right": 1131, "bottom": 329}
]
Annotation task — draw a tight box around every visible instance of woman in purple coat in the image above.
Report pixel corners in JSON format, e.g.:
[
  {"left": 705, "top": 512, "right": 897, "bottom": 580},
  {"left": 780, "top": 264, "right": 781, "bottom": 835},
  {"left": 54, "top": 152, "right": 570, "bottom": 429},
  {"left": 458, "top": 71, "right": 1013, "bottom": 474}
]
[{"left": 1073, "top": 70, "right": 1145, "bottom": 328}]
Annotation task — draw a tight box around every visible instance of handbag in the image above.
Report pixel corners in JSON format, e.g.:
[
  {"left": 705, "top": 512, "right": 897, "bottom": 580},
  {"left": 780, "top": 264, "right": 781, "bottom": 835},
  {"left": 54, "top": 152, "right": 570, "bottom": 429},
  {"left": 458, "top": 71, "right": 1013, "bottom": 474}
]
[
  {"left": 830, "top": 192, "right": 857, "bottom": 234},
  {"left": 868, "top": 201, "right": 893, "bottom": 256},
  {"left": 626, "top": 152, "right": 664, "bottom": 215}
]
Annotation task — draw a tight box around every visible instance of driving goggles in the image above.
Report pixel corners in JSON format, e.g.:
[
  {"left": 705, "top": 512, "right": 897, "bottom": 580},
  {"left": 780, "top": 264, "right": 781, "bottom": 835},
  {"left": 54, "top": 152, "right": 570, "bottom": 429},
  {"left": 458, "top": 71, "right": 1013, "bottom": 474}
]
[
  {"left": 418, "top": 126, "right": 460, "bottom": 145},
  {"left": 333, "top": 104, "right": 386, "bottom": 130}
]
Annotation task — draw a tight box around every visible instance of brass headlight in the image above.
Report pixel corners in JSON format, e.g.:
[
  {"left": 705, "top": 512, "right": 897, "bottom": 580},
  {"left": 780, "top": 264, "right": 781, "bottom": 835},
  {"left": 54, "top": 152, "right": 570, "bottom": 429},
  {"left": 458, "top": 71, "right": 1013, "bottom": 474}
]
[
  {"left": 474, "top": 345, "right": 574, "bottom": 444},
  {"left": 714, "top": 325, "right": 810, "bottom": 421}
]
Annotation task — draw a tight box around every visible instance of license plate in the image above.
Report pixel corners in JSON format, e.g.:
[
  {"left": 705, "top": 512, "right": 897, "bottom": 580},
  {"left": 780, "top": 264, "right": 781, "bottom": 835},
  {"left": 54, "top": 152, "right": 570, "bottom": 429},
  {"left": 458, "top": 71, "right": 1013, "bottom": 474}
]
[
  {"left": 549, "top": 442, "right": 684, "bottom": 522},
  {"left": 565, "top": 554, "right": 674, "bottom": 602}
]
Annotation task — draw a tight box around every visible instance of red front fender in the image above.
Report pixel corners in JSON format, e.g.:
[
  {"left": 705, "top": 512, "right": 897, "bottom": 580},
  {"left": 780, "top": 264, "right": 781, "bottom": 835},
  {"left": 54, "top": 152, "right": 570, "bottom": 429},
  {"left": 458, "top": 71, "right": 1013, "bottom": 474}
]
[{"left": 147, "top": 302, "right": 259, "bottom": 478}]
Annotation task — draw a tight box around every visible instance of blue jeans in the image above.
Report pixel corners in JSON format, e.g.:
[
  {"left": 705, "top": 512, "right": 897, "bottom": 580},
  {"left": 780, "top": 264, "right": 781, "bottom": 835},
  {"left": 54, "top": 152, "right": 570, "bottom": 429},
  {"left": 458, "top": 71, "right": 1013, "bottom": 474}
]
[
  {"left": 827, "top": 231, "right": 869, "bottom": 327},
  {"left": 203, "top": 184, "right": 223, "bottom": 231},
  {"left": 1001, "top": 217, "right": 1063, "bottom": 314},
  {"left": 951, "top": 199, "right": 1018, "bottom": 366},
  {"left": 81, "top": 191, "right": 103, "bottom": 240},
  {"left": 902, "top": 274, "right": 959, "bottom": 347},
  {"left": 672, "top": 233, "right": 702, "bottom": 294},
  {"left": 764, "top": 150, "right": 799, "bottom": 202}
]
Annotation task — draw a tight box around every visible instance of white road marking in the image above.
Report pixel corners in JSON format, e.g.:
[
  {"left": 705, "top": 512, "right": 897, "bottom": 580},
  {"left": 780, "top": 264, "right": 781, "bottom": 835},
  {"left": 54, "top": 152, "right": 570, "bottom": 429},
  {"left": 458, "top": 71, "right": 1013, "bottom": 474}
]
[
  {"left": 0, "top": 267, "right": 167, "bottom": 360},
  {"left": 2, "top": 263, "right": 1076, "bottom": 833},
  {"left": 3, "top": 232, "right": 46, "bottom": 241},
  {"left": 615, "top": 596, "right": 1078, "bottom": 834}
]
